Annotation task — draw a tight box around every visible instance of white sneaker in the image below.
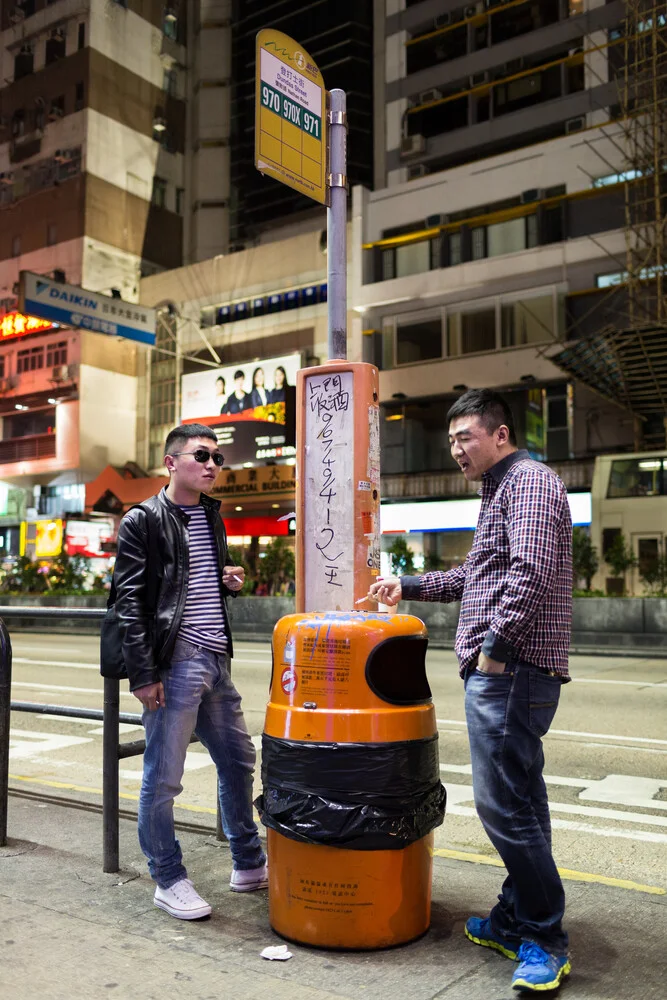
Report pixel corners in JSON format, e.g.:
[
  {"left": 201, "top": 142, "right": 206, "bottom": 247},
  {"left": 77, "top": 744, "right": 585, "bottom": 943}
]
[
  {"left": 229, "top": 864, "right": 269, "bottom": 892},
  {"left": 154, "top": 878, "right": 212, "bottom": 920}
]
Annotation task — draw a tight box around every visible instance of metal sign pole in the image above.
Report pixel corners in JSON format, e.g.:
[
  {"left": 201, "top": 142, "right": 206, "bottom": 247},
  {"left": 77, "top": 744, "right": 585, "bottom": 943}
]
[{"left": 327, "top": 89, "right": 347, "bottom": 361}]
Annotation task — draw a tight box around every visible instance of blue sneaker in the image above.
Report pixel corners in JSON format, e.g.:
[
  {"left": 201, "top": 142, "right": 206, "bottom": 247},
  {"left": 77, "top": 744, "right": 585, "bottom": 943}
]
[
  {"left": 512, "top": 942, "right": 571, "bottom": 991},
  {"left": 465, "top": 916, "right": 520, "bottom": 960}
]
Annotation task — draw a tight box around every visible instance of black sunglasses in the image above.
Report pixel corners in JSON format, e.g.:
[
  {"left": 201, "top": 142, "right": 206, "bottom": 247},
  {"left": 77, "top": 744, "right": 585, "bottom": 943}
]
[{"left": 171, "top": 449, "right": 225, "bottom": 466}]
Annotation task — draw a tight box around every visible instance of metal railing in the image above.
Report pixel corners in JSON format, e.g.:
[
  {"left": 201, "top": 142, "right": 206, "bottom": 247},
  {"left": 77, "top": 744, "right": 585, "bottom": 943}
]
[{"left": 0, "top": 606, "right": 220, "bottom": 873}]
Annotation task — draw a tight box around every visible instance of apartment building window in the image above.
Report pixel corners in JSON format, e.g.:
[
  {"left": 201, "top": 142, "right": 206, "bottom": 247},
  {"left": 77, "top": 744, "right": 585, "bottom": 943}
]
[
  {"left": 14, "top": 45, "right": 34, "bottom": 81},
  {"left": 11, "top": 236, "right": 21, "bottom": 258},
  {"left": 49, "top": 96, "right": 65, "bottom": 120},
  {"left": 46, "top": 341, "right": 68, "bottom": 368},
  {"left": 501, "top": 295, "right": 555, "bottom": 347},
  {"left": 487, "top": 217, "right": 526, "bottom": 257},
  {"left": 17, "top": 346, "right": 45, "bottom": 373},
  {"left": 396, "top": 315, "right": 442, "bottom": 365},
  {"left": 396, "top": 240, "right": 431, "bottom": 278},
  {"left": 449, "top": 232, "right": 462, "bottom": 266},
  {"left": 75, "top": 82, "right": 85, "bottom": 112},
  {"left": 163, "top": 7, "right": 178, "bottom": 40},
  {"left": 45, "top": 29, "right": 67, "bottom": 66},
  {"left": 471, "top": 227, "right": 486, "bottom": 260},
  {"left": 46, "top": 223, "right": 57, "bottom": 246},
  {"left": 175, "top": 187, "right": 185, "bottom": 214},
  {"left": 0, "top": 356, "right": 5, "bottom": 380},
  {"left": 461, "top": 308, "right": 496, "bottom": 354},
  {"left": 78, "top": 23, "right": 86, "bottom": 49},
  {"left": 152, "top": 177, "right": 167, "bottom": 209},
  {"left": 163, "top": 68, "right": 178, "bottom": 96}
]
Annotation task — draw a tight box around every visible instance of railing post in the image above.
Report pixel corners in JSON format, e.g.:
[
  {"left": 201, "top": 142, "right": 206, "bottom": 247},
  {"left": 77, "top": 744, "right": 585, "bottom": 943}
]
[
  {"left": 102, "top": 675, "right": 120, "bottom": 872},
  {"left": 0, "top": 618, "right": 11, "bottom": 847}
]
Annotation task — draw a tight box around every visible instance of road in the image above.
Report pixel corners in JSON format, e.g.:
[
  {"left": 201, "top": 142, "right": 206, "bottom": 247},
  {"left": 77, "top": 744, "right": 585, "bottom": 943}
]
[{"left": 6, "top": 632, "right": 667, "bottom": 892}]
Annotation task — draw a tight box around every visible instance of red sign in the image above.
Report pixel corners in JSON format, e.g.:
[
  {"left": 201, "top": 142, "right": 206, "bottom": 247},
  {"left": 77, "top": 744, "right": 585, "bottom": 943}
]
[
  {"left": 0, "top": 312, "right": 54, "bottom": 341},
  {"left": 281, "top": 668, "right": 298, "bottom": 694}
]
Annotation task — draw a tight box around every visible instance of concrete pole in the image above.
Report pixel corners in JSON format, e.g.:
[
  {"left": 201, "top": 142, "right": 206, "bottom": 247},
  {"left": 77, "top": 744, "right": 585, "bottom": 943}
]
[{"left": 327, "top": 89, "right": 347, "bottom": 360}]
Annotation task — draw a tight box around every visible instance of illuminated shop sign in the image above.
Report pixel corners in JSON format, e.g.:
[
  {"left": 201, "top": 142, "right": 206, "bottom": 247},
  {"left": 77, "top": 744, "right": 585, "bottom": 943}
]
[{"left": 0, "top": 312, "right": 55, "bottom": 341}]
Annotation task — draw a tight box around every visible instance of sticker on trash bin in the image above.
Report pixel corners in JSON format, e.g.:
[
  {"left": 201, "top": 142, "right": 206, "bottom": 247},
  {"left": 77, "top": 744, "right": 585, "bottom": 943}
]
[
  {"left": 281, "top": 667, "right": 298, "bottom": 694},
  {"left": 283, "top": 638, "right": 296, "bottom": 663}
]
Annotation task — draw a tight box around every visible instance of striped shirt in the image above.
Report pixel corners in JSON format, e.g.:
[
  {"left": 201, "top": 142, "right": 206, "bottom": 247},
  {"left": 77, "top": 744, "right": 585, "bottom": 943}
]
[
  {"left": 177, "top": 503, "right": 228, "bottom": 653},
  {"left": 401, "top": 451, "right": 572, "bottom": 679}
]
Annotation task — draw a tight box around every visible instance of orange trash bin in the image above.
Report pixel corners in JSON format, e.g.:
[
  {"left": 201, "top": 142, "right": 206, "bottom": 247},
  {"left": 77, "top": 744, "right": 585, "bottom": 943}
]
[{"left": 256, "top": 611, "right": 446, "bottom": 950}]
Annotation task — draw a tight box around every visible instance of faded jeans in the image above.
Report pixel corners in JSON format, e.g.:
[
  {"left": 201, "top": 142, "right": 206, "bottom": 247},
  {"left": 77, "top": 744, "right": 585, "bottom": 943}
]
[
  {"left": 138, "top": 638, "right": 265, "bottom": 888},
  {"left": 464, "top": 660, "right": 568, "bottom": 955}
]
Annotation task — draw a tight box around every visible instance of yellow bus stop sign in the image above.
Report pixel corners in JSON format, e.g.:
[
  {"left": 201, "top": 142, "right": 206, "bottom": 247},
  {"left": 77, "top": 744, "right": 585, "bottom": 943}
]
[{"left": 255, "top": 29, "right": 327, "bottom": 206}]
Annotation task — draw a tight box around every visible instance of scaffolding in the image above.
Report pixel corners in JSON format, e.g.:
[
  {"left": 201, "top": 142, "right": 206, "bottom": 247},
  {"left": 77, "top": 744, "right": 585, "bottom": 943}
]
[{"left": 553, "top": 0, "right": 667, "bottom": 446}]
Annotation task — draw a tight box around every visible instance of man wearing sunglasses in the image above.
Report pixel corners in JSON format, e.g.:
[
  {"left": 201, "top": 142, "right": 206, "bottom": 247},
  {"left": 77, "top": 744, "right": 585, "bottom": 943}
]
[{"left": 113, "top": 423, "right": 267, "bottom": 921}]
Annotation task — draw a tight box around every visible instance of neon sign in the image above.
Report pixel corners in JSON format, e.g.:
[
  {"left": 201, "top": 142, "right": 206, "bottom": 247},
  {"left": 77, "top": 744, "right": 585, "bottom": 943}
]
[{"left": 0, "top": 312, "right": 55, "bottom": 341}]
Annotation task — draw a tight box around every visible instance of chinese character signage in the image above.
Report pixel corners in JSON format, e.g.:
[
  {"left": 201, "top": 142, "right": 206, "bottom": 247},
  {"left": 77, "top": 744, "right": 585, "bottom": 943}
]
[
  {"left": 19, "top": 271, "right": 156, "bottom": 346},
  {"left": 0, "top": 312, "right": 54, "bottom": 341},
  {"left": 210, "top": 464, "right": 296, "bottom": 500},
  {"left": 181, "top": 353, "right": 301, "bottom": 467}
]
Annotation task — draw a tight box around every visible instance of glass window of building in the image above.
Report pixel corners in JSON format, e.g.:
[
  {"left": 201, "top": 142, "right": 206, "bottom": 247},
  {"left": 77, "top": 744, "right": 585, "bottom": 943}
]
[
  {"left": 449, "top": 232, "right": 462, "bottom": 266},
  {"left": 396, "top": 316, "right": 442, "bottom": 364},
  {"left": 607, "top": 457, "right": 667, "bottom": 498},
  {"left": 395, "top": 240, "right": 430, "bottom": 278},
  {"left": 461, "top": 307, "right": 496, "bottom": 353},
  {"left": 487, "top": 217, "right": 526, "bottom": 257},
  {"left": 46, "top": 341, "right": 68, "bottom": 367},
  {"left": 501, "top": 295, "right": 554, "bottom": 346},
  {"left": 17, "top": 346, "right": 44, "bottom": 372},
  {"left": 471, "top": 227, "right": 486, "bottom": 260},
  {"left": 382, "top": 248, "right": 395, "bottom": 281}
]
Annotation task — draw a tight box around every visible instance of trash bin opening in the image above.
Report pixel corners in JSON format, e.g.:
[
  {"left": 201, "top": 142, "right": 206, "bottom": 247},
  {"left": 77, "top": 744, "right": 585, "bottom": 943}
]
[{"left": 365, "top": 635, "right": 431, "bottom": 705}]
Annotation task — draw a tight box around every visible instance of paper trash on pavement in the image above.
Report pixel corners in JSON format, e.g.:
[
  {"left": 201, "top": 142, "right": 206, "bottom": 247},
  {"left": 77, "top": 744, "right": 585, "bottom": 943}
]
[{"left": 261, "top": 944, "right": 293, "bottom": 961}]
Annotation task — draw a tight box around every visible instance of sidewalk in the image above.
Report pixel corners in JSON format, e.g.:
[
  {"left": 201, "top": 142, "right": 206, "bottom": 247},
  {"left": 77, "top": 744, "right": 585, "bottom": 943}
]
[{"left": 1, "top": 794, "right": 665, "bottom": 1000}]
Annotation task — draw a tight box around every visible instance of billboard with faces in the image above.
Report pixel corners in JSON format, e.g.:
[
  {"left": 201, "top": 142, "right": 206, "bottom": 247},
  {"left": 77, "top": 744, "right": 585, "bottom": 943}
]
[{"left": 180, "top": 353, "right": 301, "bottom": 467}]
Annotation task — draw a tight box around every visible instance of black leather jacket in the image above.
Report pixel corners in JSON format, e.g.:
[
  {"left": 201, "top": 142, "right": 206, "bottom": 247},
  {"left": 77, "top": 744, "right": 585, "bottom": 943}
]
[{"left": 114, "top": 488, "right": 235, "bottom": 691}]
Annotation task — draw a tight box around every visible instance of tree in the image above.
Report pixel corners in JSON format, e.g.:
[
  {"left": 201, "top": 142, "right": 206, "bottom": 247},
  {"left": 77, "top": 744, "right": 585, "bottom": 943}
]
[
  {"left": 572, "top": 527, "right": 599, "bottom": 592},
  {"left": 258, "top": 537, "right": 295, "bottom": 595},
  {"left": 604, "top": 533, "right": 637, "bottom": 595},
  {"left": 388, "top": 536, "right": 415, "bottom": 576},
  {"left": 638, "top": 547, "right": 667, "bottom": 597}
]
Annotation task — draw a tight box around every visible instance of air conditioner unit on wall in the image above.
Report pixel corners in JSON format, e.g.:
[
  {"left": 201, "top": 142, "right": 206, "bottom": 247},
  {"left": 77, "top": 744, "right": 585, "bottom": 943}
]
[
  {"left": 419, "top": 88, "right": 442, "bottom": 104},
  {"left": 51, "top": 364, "right": 70, "bottom": 381},
  {"left": 565, "top": 115, "right": 586, "bottom": 133},
  {"left": 400, "top": 133, "right": 426, "bottom": 157},
  {"left": 408, "top": 163, "right": 428, "bottom": 180}
]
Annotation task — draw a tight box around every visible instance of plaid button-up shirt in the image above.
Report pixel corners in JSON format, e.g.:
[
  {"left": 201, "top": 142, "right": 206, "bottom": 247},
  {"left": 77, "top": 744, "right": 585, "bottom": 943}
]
[{"left": 401, "top": 451, "right": 572, "bottom": 679}]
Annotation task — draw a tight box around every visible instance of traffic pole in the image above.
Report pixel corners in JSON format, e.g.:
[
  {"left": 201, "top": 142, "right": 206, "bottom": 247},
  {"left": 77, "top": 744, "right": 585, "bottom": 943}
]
[{"left": 327, "top": 89, "right": 347, "bottom": 360}]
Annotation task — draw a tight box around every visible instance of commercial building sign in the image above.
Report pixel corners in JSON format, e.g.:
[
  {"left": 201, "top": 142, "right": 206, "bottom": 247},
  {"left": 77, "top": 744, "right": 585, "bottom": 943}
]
[
  {"left": 210, "top": 464, "right": 296, "bottom": 500},
  {"left": 34, "top": 519, "right": 63, "bottom": 558},
  {"left": 65, "top": 519, "right": 115, "bottom": 559},
  {"left": 19, "top": 271, "right": 156, "bottom": 346},
  {"left": 0, "top": 311, "right": 55, "bottom": 341},
  {"left": 181, "top": 352, "right": 301, "bottom": 467}
]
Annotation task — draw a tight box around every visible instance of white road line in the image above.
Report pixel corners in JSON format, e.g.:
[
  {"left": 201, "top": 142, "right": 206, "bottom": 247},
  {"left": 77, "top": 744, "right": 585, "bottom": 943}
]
[
  {"left": 574, "top": 677, "right": 667, "bottom": 688},
  {"left": 443, "top": 803, "right": 667, "bottom": 844},
  {"left": 14, "top": 658, "right": 99, "bottom": 670},
  {"left": 11, "top": 681, "right": 134, "bottom": 699},
  {"left": 436, "top": 718, "right": 667, "bottom": 746}
]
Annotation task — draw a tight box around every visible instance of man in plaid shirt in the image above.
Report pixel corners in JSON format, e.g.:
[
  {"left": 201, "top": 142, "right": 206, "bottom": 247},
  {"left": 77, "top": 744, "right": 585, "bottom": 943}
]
[{"left": 370, "top": 388, "right": 572, "bottom": 993}]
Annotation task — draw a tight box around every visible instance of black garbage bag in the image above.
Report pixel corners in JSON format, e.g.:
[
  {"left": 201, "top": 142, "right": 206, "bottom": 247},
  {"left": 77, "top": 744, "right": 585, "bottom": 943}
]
[{"left": 255, "top": 733, "right": 447, "bottom": 851}]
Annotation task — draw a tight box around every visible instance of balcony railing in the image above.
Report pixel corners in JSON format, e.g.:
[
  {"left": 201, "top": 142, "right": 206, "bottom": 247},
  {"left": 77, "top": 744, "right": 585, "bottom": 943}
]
[
  {"left": 0, "top": 434, "right": 56, "bottom": 465},
  {"left": 381, "top": 459, "right": 595, "bottom": 500}
]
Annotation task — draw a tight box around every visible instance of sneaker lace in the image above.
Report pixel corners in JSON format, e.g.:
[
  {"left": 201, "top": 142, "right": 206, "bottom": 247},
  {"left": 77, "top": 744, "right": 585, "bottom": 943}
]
[
  {"left": 171, "top": 878, "right": 201, "bottom": 903},
  {"left": 518, "top": 943, "right": 550, "bottom": 966}
]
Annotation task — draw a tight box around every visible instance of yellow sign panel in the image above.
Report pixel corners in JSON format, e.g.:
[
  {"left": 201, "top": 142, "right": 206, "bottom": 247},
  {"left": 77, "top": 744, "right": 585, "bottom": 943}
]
[
  {"left": 35, "top": 519, "right": 63, "bottom": 559},
  {"left": 255, "top": 29, "right": 327, "bottom": 205}
]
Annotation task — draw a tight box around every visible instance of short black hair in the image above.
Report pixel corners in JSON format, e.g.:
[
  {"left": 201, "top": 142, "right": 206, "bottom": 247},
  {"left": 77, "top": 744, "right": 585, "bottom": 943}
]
[
  {"left": 164, "top": 423, "right": 217, "bottom": 457},
  {"left": 233, "top": 369, "right": 245, "bottom": 380},
  {"left": 447, "top": 388, "right": 517, "bottom": 445}
]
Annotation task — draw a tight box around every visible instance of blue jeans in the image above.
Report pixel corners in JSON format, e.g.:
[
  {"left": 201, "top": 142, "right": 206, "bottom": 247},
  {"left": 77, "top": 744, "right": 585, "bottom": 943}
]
[
  {"left": 138, "top": 638, "right": 265, "bottom": 889},
  {"left": 464, "top": 660, "right": 568, "bottom": 955}
]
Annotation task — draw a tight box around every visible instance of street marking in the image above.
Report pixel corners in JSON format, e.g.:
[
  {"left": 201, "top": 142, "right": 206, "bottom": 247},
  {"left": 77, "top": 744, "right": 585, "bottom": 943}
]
[
  {"left": 11, "top": 681, "right": 134, "bottom": 699},
  {"left": 14, "top": 658, "right": 98, "bottom": 670},
  {"left": 9, "top": 730, "right": 92, "bottom": 760},
  {"left": 437, "top": 719, "right": 667, "bottom": 746},
  {"left": 431, "top": 849, "right": 665, "bottom": 895},
  {"left": 573, "top": 677, "right": 667, "bottom": 688}
]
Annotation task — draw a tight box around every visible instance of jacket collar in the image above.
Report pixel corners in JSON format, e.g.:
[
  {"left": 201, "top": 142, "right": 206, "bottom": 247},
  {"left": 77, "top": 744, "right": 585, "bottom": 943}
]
[{"left": 157, "top": 486, "right": 221, "bottom": 519}]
